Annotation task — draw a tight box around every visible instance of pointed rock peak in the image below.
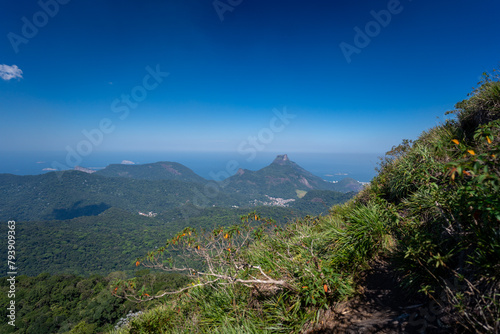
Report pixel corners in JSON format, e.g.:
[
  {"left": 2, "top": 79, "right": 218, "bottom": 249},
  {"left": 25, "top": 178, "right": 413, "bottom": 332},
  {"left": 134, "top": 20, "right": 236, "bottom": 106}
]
[
  {"left": 236, "top": 168, "right": 245, "bottom": 175},
  {"left": 272, "top": 154, "right": 290, "bottom": 165}
]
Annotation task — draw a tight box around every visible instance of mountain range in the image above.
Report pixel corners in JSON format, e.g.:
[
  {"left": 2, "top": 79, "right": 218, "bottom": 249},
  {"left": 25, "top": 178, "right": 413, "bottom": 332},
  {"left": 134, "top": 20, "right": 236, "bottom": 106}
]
[
  {"left": 224, "top": 154, "right": 362, "bottom": 198},
  {"left": 0, "top": 154, "right": 362, "bottom": 222}
]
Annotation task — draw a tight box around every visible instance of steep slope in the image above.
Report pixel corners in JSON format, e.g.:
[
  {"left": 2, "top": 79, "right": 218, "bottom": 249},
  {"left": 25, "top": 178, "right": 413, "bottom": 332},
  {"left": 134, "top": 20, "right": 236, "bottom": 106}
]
[
  {"left": 95, "top": 161, "right": 207, "bottom": 183},
  {"left": 224, "top": 154, "right": 363, "bottom": 198}
]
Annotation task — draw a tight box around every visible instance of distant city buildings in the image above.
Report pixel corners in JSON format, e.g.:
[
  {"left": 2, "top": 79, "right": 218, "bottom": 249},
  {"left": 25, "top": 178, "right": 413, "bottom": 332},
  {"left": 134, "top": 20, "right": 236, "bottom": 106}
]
[
  {"left": 252, "top": 195, "right": 296, "bottom": 207},
  {"left": 138, "top": 211, "right": 157, "bottom": 217}
]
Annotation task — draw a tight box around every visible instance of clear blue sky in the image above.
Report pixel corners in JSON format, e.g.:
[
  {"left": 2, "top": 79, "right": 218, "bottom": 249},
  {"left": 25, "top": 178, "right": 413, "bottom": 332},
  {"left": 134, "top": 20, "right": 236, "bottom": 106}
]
[{"left": 1, "top": 0, "right": 499, "bottom": 158}]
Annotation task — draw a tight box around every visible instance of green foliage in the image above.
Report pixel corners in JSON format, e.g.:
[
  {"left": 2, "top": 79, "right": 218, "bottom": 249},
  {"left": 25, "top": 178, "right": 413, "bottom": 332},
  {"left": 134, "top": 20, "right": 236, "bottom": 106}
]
[
  {"left": 448, "top": 69, "right": 500, "bottom": 138},
  {"left": 0, "top": 272, "right": 187, "bottom": 334},
  {"left": 376, "top": 142, "right": 443, "bottom": 202},
  {"left": 5, "top": 208, "right": 170, "bottom": 277},
  {"left": 290, "top": 189, "right": 355, "bottom": 215},
  {"left": 328, "top": 201, "right": 398, "bottom": 272},
  {"left": 374, "top": 74, "right": 500, "bottom": 332}
]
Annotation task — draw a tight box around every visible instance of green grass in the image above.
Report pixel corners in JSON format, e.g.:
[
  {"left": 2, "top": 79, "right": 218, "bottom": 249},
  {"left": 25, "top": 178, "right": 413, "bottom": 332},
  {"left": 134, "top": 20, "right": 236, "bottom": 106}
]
[{"left": 295, "top": 189, "right": 307, "bottom": 198}]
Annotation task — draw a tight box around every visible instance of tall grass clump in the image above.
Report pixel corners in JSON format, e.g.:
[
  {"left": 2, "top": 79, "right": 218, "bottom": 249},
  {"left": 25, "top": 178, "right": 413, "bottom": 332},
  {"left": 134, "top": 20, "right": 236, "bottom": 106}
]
[{"left": 328, "top": 201, "right": 398, "bottom": 272}]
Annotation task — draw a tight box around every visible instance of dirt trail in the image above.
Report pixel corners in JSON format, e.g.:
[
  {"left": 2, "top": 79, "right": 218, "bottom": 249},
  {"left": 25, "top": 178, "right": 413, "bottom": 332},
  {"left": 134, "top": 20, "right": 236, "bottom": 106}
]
[{"left": 303, "top": 261, "right": 454, "bottom": 333}]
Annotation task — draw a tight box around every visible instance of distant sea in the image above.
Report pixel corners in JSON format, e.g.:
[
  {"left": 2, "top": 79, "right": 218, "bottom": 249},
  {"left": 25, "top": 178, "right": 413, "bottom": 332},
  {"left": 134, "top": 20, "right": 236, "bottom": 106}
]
[{"left": 0, "top": 151, "right": 382, "bottom": 183}]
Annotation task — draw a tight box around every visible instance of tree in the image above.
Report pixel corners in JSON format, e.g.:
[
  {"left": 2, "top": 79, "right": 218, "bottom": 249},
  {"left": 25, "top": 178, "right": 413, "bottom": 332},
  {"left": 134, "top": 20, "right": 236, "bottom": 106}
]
[{"left": 112, "top": 213, "right": 294, "bottom": 302}]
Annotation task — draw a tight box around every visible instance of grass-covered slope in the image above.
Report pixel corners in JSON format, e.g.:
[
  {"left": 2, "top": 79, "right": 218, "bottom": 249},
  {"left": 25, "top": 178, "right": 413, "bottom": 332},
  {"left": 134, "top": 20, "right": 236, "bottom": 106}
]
[{"left": 110, "top": 73, "right": 499, "bottom": 333}]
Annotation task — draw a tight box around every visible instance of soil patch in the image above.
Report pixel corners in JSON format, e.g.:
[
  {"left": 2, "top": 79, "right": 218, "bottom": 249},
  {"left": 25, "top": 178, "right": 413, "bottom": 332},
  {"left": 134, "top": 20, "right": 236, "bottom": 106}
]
[{"left": 303, "top": 260, "right": 454, "bottom": 333}]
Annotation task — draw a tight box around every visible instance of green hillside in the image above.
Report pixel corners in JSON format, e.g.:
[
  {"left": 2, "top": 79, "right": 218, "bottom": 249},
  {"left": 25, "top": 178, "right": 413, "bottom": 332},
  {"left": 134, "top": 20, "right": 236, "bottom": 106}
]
[
  {"left": 109, "top": 72, "right": 500, "bottom": 333},
  {"left": 290, "top": 189, "right": 356, "bottom": 214},
  {"left": 0, "top": 171, "right": 236, "bottom": 221},
  {"left": 95, "top": 161, "right": 208, "bottom": 184}
]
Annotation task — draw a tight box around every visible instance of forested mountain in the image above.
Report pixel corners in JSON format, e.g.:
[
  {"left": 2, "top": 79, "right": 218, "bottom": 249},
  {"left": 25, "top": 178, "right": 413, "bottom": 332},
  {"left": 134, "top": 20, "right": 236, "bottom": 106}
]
[
  {"left": 95, "top": 161, "right": 207, "bottom": 184},
  {"left": 224, "top": 154, "right": 363, "bottom": 198}
]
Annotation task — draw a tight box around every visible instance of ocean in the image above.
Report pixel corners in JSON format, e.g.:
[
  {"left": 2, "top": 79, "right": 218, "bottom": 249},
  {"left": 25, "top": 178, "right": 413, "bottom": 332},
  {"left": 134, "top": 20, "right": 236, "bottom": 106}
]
[{"left": 0, "top": 151, "right": 382, "bottom": 183}]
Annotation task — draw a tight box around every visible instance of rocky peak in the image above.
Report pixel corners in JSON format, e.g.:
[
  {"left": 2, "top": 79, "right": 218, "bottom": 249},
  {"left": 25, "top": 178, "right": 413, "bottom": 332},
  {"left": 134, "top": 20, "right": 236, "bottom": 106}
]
[{"left": 272, "top": 154, "right": 290, "bottom": 165}]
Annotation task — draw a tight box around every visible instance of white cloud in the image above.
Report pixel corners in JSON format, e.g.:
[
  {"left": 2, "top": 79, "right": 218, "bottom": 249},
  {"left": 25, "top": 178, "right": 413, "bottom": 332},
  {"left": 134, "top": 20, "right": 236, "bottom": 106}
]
[{"left": 0, "top": 64, "right": 23, "bottom": 81}]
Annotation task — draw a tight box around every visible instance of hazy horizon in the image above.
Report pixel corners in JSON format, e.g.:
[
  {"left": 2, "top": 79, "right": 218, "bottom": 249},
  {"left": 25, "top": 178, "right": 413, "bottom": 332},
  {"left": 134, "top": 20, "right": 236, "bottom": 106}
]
[
  {"left": 0, "top": 151, "right": 381, "bottom": 182},
  {"left": 2, "top": 0, "right": 500, "bottom": 160}
]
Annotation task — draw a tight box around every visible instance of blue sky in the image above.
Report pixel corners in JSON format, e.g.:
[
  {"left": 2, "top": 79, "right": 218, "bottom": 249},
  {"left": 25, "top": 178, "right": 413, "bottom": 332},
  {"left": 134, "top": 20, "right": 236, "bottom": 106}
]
[{"left": 1, "top": 0, "right": 499, "bottom": 163}]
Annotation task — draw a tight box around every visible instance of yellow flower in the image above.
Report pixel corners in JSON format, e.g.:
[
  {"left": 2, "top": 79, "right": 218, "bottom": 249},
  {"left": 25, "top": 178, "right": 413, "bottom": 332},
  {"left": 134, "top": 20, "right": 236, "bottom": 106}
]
[
  {"left": 452, "top": 139, "right": 459, "bottom": 145},
  {"left": 450, "top": 167, "right": 457, "bottom": 181},
  {"left": 486, "top": 136, "right": 492, "bottom": 144},
  {"left": 135, "top": 261, "right": 140, "bottom": 266},
  {"left": 468, "top": 150, "right": 476, "bottom": 155}
]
